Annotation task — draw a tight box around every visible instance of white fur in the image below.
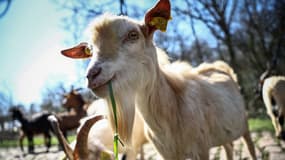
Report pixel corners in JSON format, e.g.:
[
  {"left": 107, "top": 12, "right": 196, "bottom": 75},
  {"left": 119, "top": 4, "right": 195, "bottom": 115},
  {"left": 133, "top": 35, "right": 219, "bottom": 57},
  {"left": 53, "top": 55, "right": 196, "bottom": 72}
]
[
  {"left": 262, "top": 76, "right": 285, "bottom": 137},
  {"left": 85, "top": 14, "right": 256, "bottom": 160},
  {"left": 78, "top": 99, "right": 147, "bottom": 159}
]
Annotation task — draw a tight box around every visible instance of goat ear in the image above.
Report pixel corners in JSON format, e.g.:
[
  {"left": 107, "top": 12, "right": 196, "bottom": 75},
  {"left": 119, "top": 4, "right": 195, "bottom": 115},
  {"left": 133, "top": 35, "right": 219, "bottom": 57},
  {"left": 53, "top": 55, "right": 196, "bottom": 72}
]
[
  {"left": 61, "top": 42, "right": 92, "bottom": 59},
  {"left": 143, "top": 0, "right": 171, "bottom": 36}
]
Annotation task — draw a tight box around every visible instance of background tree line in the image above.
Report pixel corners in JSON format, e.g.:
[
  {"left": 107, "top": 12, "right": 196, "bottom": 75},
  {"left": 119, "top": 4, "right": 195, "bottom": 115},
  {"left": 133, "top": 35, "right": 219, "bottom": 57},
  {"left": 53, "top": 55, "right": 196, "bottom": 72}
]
[{"left": 0, "top": 0, "right": 284, "bottom": 117}]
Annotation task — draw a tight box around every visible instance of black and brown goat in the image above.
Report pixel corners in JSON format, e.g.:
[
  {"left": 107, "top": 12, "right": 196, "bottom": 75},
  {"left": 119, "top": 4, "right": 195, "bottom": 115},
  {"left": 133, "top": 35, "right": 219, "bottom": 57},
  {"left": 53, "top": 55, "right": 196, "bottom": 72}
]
[{"left": 9, "top": 107, "right": 53, "bottom": 153}]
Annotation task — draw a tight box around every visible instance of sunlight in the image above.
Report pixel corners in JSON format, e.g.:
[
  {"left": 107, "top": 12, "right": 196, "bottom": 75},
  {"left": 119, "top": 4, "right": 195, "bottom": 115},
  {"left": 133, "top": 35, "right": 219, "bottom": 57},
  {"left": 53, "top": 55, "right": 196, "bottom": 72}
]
[{"left": 14, "top": 43, "right": 79, "bottom": 105}]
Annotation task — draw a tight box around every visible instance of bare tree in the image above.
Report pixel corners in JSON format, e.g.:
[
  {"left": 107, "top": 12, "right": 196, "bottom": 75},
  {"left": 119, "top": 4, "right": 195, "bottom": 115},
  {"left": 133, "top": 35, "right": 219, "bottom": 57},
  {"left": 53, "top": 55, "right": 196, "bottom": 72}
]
[
  {"left": 0, "top": 0, "right": 12, "bottom": 18},
  {"left": 233, "top": 0, "right": 285, "bottom": 112},
  {"left": 40, "top": 82, "right": 67, "bottom": 112},
  {"left": 119, "top": 0, "right": 127, "bottom": 15},
  {"left": 0, "top": 83, "right": 14, "bottom": 115},
  {"left": 52, "top": 0, "right": 131, "bottom": 44},
  {"left": 236, "top": 0, "right": 285, "bottom": 73},
  {"left": 174, "top": 0, "right": 239, "bottom": 69},
  {"left": 40, "top": 81, "right": 96, "bottom": 112}
]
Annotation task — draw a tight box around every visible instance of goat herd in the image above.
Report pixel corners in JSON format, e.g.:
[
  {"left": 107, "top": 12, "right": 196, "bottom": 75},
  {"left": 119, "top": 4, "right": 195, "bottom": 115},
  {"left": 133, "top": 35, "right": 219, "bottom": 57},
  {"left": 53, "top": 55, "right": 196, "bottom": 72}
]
[
  {"left": 9, "top": 88, "right": 89, "bottom": 154},
  {"left": 8, "top": 0, "right": 285, "bottom": 160}
]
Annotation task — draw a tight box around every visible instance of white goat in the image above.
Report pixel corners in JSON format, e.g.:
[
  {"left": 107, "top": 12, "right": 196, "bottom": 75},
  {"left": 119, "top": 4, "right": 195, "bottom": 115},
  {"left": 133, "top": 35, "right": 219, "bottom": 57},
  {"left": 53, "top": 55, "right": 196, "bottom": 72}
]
[
  {"left": 48, "top": 115, "right": 114, "bottom": 160},
  {"left": 61, "top": 0, "right": 256, "bottom": 159},
  {"left": 78, "top": 99, "right": 147, "bottom": 160},
  {"left": 262, "top": 76, "right": 285, "bottom": 140}
]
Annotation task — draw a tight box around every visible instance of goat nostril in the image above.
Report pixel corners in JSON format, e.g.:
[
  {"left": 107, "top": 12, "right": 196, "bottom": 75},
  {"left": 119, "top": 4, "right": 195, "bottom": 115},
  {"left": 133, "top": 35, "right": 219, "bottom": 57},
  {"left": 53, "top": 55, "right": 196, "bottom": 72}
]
[{"left": 87, "top": 67, "right": 102, "bottom": 80}]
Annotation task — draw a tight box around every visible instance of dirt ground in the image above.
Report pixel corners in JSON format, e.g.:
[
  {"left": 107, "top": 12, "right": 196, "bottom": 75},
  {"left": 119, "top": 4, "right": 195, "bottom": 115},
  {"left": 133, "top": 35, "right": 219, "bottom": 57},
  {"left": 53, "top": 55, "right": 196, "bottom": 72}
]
[
  {"left": 0, "top": 131, "right": 285, "bottom": 160},
  {"left": 0, "top": 146, "right": 64, "bottom": 160}
]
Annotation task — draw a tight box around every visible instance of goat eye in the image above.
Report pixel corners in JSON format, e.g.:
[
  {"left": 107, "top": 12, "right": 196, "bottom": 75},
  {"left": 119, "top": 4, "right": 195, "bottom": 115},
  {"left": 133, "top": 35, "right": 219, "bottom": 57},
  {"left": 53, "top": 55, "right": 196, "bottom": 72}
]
[{"left": 127, "top": 31, "right": 139, "bottom": 41}]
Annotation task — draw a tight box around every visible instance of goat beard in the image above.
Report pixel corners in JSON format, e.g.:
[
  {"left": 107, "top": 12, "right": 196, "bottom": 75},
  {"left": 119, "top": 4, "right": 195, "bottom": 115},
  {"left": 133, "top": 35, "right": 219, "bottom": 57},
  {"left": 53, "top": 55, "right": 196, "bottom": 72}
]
[{"left": 106, "top": 89, "right": 135, "bottom": 146}]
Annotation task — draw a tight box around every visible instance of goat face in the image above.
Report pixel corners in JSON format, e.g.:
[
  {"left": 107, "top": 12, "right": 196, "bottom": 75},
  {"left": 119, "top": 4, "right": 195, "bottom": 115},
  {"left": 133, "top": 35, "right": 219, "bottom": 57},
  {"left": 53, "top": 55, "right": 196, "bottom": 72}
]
[
  {"left": 85, "top": 16, "right": 157, "bottom": 98},
  {"left": 85, "top": 0, "right": 172, "bottom": 98},
  {"left": 9, "top": 108, "right": 23, "bottom": 120},
  {"left": 61, "top": 0, "right": 171, "bottom": 99},
  {"left": 62, "top": 91, "right": 83, "bottom": 108}
]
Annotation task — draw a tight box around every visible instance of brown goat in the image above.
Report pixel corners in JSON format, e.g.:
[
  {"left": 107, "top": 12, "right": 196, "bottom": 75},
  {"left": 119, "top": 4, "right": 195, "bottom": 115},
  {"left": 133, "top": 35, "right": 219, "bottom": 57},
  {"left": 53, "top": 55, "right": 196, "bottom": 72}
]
[
  {"left": 10, "top": 108, "right": 53, "bottom": 153},
  {"left": 56, "top": 89, "right": 88, "bottom": 138}
]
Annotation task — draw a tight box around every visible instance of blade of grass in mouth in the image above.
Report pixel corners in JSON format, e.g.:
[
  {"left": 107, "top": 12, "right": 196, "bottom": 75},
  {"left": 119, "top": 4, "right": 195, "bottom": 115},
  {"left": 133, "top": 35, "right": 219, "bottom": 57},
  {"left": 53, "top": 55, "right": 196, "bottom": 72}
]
[{"left": 108, "top": 81, "right": 124, "bottom": 160}]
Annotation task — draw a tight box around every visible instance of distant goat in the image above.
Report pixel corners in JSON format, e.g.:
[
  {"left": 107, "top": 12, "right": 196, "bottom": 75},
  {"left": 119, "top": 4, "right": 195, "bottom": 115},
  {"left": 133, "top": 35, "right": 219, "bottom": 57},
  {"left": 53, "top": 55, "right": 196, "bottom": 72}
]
[
  {"left": 262, "top": 76, "right": 285, "bottom": 140},
  {"left": 61, "top": 0, "right": 256, "bottom": 159},
  {"left": 9, "top": 107, "right": 53, "bottom": 153},
  {"left": 56, "top": 88, "right": 88, "bottom": 138}
]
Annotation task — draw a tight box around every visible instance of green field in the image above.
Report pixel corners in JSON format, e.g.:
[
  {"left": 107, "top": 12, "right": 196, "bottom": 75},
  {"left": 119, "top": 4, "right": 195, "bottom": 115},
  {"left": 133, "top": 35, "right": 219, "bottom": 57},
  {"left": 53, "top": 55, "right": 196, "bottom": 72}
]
[
  {"left": 0, "top": 135, "right": 76, "bottom": 148},
  {"left": 0, "top": 117, "right": 274, "bottom": 148},
  {"left": 248, "top": 117, "right": 274, "bottom": 133}
]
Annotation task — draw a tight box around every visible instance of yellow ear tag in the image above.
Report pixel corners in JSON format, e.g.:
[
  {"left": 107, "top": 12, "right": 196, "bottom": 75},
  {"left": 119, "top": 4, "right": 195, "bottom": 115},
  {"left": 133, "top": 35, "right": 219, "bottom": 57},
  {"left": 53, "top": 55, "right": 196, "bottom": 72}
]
[
  {"left": 84, "top": 45, "right": 93, "bottom": 56},
  {"left": 149, "top": 16, "right": 171, "bottom": 32}
]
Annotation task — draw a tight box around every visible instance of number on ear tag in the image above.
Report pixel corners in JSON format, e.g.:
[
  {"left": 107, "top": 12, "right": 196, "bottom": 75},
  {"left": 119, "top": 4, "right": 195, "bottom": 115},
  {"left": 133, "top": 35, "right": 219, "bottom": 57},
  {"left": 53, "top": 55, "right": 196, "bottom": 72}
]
[{"left": 149, "top": 16, "right": 171, "bottom": 32}]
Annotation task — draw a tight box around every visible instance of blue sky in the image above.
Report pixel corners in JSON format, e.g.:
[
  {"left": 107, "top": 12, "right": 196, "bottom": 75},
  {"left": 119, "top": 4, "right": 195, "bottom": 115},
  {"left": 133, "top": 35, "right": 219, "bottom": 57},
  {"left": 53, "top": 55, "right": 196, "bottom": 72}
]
[
  {"left": 0, "top": 0, "right": 83, "bottom": 106},
  {"left": 0, "top": 0, "right": 159, "bottom": 108}
]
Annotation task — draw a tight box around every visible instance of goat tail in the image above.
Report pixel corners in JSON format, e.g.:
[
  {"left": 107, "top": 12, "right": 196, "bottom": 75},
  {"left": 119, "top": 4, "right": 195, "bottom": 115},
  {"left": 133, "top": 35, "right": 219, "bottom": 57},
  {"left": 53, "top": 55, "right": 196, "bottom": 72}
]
[
  {"left": 196, "top": 60, "right": 238, "bottom": 82},
  {"left": 211, "top": 60, "right": 238, "bottom": 82}
]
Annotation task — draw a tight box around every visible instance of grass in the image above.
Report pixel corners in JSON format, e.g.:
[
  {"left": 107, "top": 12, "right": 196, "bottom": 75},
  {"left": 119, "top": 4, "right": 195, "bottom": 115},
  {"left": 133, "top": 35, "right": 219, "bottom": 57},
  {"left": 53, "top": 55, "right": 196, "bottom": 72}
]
[
  {"left": 248, "top": 117, "right": 274, "bottom": 133},
  {"left": 0, "top": 135, "right": 76, "bottom": 148}
]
